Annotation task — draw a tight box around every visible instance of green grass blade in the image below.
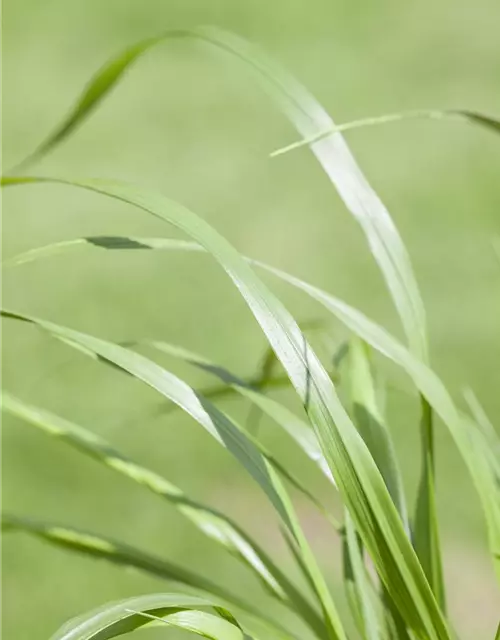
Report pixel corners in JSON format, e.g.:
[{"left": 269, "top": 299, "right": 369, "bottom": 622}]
[
  {"left": 344, "top": 338, "right": 412, "bottom": 637},
  {"left": 1, "top": 312, "right": 335, "bottom": 640},
  {"left": 413, "top": 398, "right": 446, "bottom": 610},
  {"left": 463, "top": 389, "right": 500, "bottom": 481},
  {"left": 1, "top": 514, "right": 265, "bottom": 626},
  {"left": 194, "top": 26, "right": 427, "bottom": 362},
  {"left": 1, "top": 236, "right": 202, "bottom": 267},
  {"left": 1, "top": 178, "right": 448, "bottom": 640},
  {"left": 270, "top": 109, "right": 500, "bottom": 157},
  {"left": 47, "top": 592, "right": 246, "bottom": 640},
  {"left": 123, "top": 610, "right": 246, "bottom": 640},
  {"left": 346, "top": 338, "right": 408, "bottom": 527},
  {"left": 9, "top": 35, "right": 168, "bottom": 173},
  {"left": 2, "top": 391, "right": 322, "bottom": 617},
  {"left": 342, "top": 511, "right": 382, "bottom": 640}
]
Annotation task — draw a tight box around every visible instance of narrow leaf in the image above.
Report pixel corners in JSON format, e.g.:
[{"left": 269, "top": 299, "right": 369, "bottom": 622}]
[
  {"left": 48, "top": 592, "right": 245, "bottom": 640},
  {"left": 413, "top": 398, "right": 446, "bottom": 610},
  {"left": 271, "top": 109, "right": 500, "bottom": 157},
  {"left": 346, "top": 338, "right": 408, "bottom": 526},
  {"left": 342, "top": 510, "right": 381, "bottom": 640},
  {"left": 122, "top": 609, "right": 245, "bottom": 640},
  {"left": 2, "top": 514, "right": 262, "bottom": 623}
]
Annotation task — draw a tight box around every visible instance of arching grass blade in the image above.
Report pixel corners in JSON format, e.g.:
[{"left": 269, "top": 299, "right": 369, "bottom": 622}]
[
  {"left": 270, "top": 109, "right": 500, "bottom": 157},
  {"left": 48, "top": 592, "right": 248, "bottom": 640}
]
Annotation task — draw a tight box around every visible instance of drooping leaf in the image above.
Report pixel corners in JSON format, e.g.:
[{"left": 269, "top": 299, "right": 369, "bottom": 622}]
[
  {"left": 2, "top": 513, "right": 284, "bottom": 638},
  {"left": 121, "top": 609, "right": 245, "bottom": 640},
  {"left": 48, "top": 592, "right": 247, "bottom": 640},
  {"left": 9, "top": 35, "right": 169, "bottom": 173},
  {"left": 270, "top": 109, "right": 500, "bottom": 157}
]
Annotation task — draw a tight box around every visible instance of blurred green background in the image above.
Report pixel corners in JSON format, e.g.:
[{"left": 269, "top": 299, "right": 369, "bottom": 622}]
[{"left": 2, "top": 0, "right": 500, "bottom": 638}]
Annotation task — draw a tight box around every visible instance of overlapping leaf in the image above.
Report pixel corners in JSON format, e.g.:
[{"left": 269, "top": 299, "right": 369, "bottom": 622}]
[
  {"left": 342, "top": 511, "right": 381, "bottom": 640},
  {"left": 48, "top": 592, "right": 247, "bottom": 640},
  {"left": 134, "top": 339, "right": 336, "bottom": 486},
  {"left": 345, "top": 338, "right": 407, "bottom": 527}
]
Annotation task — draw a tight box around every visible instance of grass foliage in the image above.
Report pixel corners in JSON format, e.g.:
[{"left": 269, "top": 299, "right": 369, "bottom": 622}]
[{"left": 2, "top": 27, "right": 500, "bottom": 640}]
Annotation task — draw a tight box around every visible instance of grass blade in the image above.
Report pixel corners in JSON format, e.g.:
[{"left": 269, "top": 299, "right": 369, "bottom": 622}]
[
  {"left": 463, "top": 389, "right": 500, "bottom": 482},
  {"left": 9, "top": 35, "right": 168, "bottom": 173},
  {"left": 1, "top": 514, "right": 266, "bottom": 626},
  {"left": 47, "top": 592, "right": 246, "bottom": 640},
  {"left": 1, "top": 177, "right": 449, "bottom": 640},
  {"left": 270, "top": 109, "right": 500, "bottom": 157},
  {"left": 342, "top": 510, "right": 381, "bottom": 640},
  {"left": 413, "top": 398, "right": 445, "bottom": 610},
  {"left": 195, "top": 26, "right": 427, "bottom": 362},
  {"left": 345, "top": 338, "right": 408, "bottom": 526},
  {"left": 2, "top": 391, "right": 324, "bottom": 620},
  {"left": 122, "top": 609, "right": 246, "bottom": 640},
  {"left": 344, "top": 338, "right": 412, "bottom": 637}
]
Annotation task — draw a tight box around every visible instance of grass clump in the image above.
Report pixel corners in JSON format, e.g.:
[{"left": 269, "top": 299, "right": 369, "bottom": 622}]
[{"left": 2, "top": 27, "right": 499, "bottom": 640}]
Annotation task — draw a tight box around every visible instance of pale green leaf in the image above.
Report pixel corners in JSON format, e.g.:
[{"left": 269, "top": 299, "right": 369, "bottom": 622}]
[{"left": 49, "top": 592, "right": 245, "bottom": 640}]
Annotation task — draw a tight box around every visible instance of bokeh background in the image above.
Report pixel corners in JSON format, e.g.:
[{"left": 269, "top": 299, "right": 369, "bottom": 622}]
[{"left": 2, "top": 1, "right": 500, "bottom": 638}]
